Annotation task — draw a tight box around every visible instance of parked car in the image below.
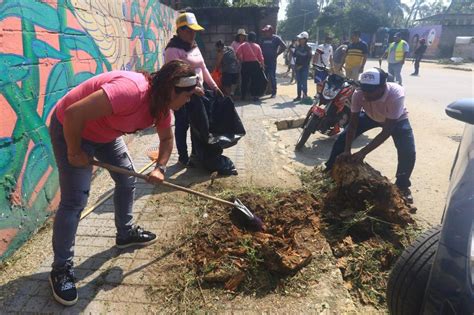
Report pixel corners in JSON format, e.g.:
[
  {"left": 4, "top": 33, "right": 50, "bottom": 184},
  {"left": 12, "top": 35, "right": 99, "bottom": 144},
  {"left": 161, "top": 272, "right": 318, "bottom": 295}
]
[{"left": 387, "top": 98, "right": 474, "bottom": 314}]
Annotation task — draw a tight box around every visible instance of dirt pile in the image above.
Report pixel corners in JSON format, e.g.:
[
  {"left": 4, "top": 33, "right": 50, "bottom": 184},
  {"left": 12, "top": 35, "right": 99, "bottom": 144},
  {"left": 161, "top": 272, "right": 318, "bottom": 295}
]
[
  {"left": 321, "top": 160, "right": 418, "bottom": 305},
  {"left": 178, "top": 160, "right": 417, "bottom": 307},
  {"left": 191, "top": 190, "right": 325, "bottom": 293}
]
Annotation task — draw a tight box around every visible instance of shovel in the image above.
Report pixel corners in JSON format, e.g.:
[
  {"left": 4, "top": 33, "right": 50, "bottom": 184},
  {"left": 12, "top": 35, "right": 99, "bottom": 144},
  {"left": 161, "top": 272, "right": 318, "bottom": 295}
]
[{"left": 91, "top": 160, "right": 264, "bottom": 231}]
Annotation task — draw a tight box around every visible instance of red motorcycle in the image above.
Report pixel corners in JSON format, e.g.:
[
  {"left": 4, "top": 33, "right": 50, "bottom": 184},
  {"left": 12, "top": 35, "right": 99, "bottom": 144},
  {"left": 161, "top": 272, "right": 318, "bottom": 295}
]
[{"left": 295, "top": 65, "right": 359, "bottom": 151}]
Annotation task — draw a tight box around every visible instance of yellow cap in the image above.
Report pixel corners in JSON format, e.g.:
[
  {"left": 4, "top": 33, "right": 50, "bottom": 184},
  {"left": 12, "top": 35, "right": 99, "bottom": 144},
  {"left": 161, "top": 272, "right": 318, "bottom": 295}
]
[{"left": 176, "top": 12, "right": 204, "bottom": 31}]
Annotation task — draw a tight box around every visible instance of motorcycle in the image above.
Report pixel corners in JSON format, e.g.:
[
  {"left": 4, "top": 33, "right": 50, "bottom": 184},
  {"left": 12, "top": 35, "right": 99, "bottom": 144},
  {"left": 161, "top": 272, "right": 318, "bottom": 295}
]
[{"left": 295, "top": 63, "right": 359, "bottom": 151}]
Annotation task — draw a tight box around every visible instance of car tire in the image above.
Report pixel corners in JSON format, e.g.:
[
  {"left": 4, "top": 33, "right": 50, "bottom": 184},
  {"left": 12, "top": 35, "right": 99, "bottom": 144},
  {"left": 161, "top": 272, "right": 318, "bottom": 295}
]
[{"left": 386, "top": 225, "right": 442, "bottom": 315}]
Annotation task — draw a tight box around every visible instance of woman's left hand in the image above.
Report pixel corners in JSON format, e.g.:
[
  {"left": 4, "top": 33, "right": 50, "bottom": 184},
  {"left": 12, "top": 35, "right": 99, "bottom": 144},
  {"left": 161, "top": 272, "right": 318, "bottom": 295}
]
[{"left": 147, "top": 168, "right": 164, "bottom": 184}]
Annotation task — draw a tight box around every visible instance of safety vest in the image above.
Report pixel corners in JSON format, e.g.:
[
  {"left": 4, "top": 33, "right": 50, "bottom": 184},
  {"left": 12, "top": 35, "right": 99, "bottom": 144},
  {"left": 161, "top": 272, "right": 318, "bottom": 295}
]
[{"left": 388, "top": 40, "right": 406, "bottom": 62}]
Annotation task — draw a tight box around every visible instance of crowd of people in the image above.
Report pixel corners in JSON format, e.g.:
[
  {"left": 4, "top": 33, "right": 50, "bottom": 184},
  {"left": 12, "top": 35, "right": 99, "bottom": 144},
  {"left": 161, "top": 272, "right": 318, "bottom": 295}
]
[{"left": 45, "top": 9, "right": 429, "bottom": 307}]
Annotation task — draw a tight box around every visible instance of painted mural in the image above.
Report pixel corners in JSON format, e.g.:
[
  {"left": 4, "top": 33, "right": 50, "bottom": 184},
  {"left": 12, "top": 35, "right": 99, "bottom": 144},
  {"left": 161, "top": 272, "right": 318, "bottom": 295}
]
[
  {"left": 0, "top": 0, "right": 176, "bottom": 260},
  {"left": 409, "top": 25, "right": 443, "bottom": 58}
]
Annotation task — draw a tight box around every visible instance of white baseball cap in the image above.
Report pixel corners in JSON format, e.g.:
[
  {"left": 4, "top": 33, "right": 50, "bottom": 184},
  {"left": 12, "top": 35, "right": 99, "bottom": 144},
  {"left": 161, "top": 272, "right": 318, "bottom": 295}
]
[
  {"left": 359, "top": 68, "right": 387, "bottom": 92},
  {"left": 297, "top": 31, "right": 309, "bottom": 39}
]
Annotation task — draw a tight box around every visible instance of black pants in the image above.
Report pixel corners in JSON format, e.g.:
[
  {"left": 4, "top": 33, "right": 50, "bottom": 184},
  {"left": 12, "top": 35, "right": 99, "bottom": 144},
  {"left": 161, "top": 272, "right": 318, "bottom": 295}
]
[
  {"left": 240, "top": 61, "right": 260, "bottom": 99},
  {"left": 414, "top": 57, "right": 421, "bottom": 74}
]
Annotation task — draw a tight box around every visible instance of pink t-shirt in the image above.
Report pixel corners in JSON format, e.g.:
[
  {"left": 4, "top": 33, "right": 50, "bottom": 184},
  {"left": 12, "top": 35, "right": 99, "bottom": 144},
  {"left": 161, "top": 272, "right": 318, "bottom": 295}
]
[
  {"left": 55, "top": 71, "right": 172, "bottom": 143},
  {"left": 351, "top": 83, "right": 408, "bottom": 123},
  {"left": 236, "top": 42, "right": 264, "bottom": 63},
  {"left": 231, "top": 41, "right": 243, "bottom": 52},
  {"left": 164, "top": 46, "right": 217, "bottom": 90}
]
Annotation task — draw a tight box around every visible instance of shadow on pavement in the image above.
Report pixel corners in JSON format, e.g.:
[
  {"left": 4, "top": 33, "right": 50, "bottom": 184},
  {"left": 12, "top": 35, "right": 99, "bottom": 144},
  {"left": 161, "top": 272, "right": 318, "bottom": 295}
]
[{"left": 0, "top": 245, "right": 143, "bottom": 312}]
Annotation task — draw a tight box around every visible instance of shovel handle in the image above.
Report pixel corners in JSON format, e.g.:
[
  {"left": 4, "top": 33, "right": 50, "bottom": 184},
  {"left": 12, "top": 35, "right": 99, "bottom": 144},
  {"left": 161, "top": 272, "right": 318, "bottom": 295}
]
[{"left": 91, "top": 160, "right": 235, "bottom": 207}]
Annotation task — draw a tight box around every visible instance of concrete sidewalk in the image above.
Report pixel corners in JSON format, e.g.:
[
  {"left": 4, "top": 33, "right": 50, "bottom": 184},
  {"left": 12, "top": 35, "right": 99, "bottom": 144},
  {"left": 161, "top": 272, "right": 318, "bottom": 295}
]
[{"left": 0, "top": 92, "right": 356, "bottom": 313}]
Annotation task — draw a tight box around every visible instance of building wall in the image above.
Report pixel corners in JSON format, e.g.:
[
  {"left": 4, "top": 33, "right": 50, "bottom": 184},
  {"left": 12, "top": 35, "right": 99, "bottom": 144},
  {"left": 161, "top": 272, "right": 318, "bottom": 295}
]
[
  {"left": 193, "top": 6, "right": 279, "bottom": 68},
  {"left": 439, "top": 24, "right": 474, "bottom": 57},
  {"left": 0, "top": 0, "right": 177, "bottom": 261},
  {"left": 409, "top": 25, "right": 443, "bottom": 58}
]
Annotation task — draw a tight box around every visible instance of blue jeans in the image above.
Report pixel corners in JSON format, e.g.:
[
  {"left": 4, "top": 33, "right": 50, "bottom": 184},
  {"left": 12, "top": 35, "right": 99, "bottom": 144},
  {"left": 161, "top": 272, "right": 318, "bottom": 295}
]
[
  {"left": 388, "top": 62, "right": 404, "bottom": 85},
  {"left": 49, "top": 112, "right": 136, "bottom": 268},
  {"left": 296, "top": 66, "right": 309, "bottom": 97},
  {"left": 326, "top": 112, "right": 416, "bottom": 189},
  {"left": 264, "top": 60, "right": 277, "bottom": 95}
]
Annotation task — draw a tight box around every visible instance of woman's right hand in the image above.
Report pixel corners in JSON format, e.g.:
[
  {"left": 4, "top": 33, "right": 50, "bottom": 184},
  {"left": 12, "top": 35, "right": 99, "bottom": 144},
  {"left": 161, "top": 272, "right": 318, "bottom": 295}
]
[
  {"left": 194, "top": 86, "right": 205, "bottom": 96},
  {"left": 67, "top": 150, "right": 90, "bottom": 167}
]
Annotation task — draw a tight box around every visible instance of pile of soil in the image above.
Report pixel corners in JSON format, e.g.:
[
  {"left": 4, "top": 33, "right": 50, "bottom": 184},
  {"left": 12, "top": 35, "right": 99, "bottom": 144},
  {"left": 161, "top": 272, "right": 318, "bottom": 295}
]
[
  {"left": 191, "top": 190, "right": 325, "bottom": 293},
  {"left": 322, "top": 160, "right": 418, "bottom": 305},
  {"left": 180, "top": 160, "right": 417, "bottom": 306}
]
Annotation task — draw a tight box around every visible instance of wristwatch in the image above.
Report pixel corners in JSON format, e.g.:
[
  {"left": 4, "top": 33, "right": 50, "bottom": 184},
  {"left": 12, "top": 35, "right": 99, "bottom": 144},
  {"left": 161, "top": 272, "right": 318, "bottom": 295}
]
[{"left": 155, "top": 163, "right": 167, "bottom": 174}]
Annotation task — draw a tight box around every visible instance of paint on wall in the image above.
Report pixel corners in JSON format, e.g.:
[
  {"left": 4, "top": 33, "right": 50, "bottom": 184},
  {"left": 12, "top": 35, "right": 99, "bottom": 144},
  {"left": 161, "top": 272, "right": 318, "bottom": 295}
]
[
  {"left": 409, "top": 25, "right": 443, "bottom": 58},
  {"left": 0, "top": 0, "right": 176, "bottom": 260}
]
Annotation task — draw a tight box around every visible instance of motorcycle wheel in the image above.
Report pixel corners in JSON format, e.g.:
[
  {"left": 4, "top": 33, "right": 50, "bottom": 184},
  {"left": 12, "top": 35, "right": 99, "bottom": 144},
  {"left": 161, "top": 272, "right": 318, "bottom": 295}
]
[{"left": 295, "top": 114, "right": 319, "bottom": 151}]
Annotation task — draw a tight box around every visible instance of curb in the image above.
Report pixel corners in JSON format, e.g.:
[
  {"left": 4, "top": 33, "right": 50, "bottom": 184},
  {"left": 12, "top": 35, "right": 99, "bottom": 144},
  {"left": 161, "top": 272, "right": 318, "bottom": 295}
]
[{"left": 443, "top": 66, "right": 473, "bottom": 72}]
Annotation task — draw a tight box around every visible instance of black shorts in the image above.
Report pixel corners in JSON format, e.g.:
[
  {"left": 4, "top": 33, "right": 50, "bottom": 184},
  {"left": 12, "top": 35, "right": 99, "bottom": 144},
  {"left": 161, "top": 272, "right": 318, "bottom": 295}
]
[{"left": 222, "top": 73, "right": 239, "bottom": 87}]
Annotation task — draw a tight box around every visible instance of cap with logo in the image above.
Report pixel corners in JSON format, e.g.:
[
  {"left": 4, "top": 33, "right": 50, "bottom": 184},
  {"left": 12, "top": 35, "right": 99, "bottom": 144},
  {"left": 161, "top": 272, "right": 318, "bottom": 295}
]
[
  {"left": 297, "top": 31, "right": 309, "bottom": 39},
  {"left": 176, "top": 12, "right": 204, "bottom": 31},
  {"left": 359, "top": 68, "right": 387, "bottom": 92}
]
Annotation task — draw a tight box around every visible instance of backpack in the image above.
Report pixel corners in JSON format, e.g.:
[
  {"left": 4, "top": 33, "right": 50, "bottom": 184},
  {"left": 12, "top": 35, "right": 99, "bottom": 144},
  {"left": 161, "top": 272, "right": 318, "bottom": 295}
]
[{"left": 222, "top": 47, "right": 239, "bottom": 74}]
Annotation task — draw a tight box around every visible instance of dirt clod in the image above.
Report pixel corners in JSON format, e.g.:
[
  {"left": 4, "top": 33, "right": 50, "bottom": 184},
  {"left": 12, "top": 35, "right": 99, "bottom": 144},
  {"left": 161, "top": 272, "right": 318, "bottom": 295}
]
[{"left": 192, "top": 190, "right": 323, "bottom": 293}]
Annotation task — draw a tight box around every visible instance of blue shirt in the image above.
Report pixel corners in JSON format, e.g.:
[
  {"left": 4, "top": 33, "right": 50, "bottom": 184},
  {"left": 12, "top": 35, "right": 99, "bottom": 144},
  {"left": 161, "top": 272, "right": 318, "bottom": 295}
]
[{"left": 260, "top": 35, "right": 286, "bottom": 64}]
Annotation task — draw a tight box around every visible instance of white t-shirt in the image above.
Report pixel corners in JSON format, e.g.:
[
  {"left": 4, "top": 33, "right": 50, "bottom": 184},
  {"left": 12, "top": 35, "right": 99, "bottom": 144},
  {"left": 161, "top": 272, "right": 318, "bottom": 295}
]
[{"left": 316, "top": 43, "right": 333, "bottom": 66}]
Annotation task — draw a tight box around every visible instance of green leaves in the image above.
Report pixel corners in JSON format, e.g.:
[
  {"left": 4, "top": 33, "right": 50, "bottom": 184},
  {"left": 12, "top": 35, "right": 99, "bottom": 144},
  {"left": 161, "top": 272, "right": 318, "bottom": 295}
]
[
  {"left": 21, "top": 142, "right": 50, "bottom": 204},
  {"left": 0, "top": 54, "right": 30, "bottom": 87},
  {"left": 0, "top": 0, "right": 60, "bottom": 31},
  {"left": 32, "top": 39, "right": 69, "bottom": 60},
  {"left": 42, "top": 62, "right": 72, "bottom": 121}
]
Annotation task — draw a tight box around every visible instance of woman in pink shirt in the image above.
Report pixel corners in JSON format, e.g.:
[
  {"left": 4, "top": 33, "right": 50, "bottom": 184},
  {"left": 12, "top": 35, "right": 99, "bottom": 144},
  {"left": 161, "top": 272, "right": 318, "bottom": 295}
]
[
  {"left": 164, "top": 12, "right": 223, "bottom": 166},
  {"left": 231, "top": 28, "right": 247, "bottom": 52},
  {"left": 48, "top": 60, "right": 198, "bottom": 306},
  {"left": 236, "top": 31, "right": 264, "bottom": 101}
]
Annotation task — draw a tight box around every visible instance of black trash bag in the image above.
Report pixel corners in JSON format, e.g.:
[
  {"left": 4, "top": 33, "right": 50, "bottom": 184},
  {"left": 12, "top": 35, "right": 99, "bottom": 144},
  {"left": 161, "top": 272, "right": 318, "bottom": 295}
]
[
  {"left": 186, "top": 91, "right": 244, "bottom": 175},
  {"left": 188, "top": 91, "right": 245, "bottom": 148},
  {"left": 255, "top": 67, "right": 269, "bottom": 97}
]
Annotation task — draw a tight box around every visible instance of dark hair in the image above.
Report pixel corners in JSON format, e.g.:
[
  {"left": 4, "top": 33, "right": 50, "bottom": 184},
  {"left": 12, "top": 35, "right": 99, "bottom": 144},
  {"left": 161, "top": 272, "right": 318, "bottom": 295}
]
[
  {"left": 143, "top": 60, "right": 196, "bottom": 120},
  {"left": 248, "top": 31, "right": 256, "bottom": 42},
  {"left": 352, "top": 30, "right": 361, "bottom": 37},
  {"left": 215, "top": 40, "right": 224, "bottom": 48}
]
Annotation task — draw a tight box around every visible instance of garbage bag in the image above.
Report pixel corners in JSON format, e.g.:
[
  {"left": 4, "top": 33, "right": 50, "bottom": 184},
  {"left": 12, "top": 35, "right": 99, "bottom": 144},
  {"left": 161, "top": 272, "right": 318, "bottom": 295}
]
[
  {"left": 188, "top": 91, "right": 246, "bottom": 149},
  {"left": 186, "top": 91, "right": 245, "bottom": 175}
]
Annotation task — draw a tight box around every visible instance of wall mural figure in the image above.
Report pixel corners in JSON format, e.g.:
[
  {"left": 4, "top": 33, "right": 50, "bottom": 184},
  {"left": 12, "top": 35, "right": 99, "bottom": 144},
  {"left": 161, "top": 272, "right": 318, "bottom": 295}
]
[{"left": 0, "top": 0, "right": 176, "bottom": 260}]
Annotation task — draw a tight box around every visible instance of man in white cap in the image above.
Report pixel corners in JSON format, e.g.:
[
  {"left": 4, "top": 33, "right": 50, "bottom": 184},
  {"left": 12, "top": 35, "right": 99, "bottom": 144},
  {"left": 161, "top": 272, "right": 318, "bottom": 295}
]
[
  {"left": 325, "top": 68, "right": 416, "bottom": 203},
  {"left": 293, "top": 31, "right": 312, "bottom": 101}
]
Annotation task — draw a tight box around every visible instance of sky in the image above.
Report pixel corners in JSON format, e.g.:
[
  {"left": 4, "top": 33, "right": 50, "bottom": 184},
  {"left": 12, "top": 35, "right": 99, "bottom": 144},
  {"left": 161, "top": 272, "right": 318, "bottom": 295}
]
[{"left": 277, "top": 0, "right": 449, "bottom": 20}]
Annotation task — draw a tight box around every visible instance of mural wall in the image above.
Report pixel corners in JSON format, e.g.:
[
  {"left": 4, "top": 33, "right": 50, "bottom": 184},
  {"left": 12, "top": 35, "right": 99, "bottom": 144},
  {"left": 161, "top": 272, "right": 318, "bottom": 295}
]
[
  {"left": 409, "top": 25, "right": 443, "bottom": 58},
  {"left": 0, "top": 0, "right": 176, "bottom": 260}
]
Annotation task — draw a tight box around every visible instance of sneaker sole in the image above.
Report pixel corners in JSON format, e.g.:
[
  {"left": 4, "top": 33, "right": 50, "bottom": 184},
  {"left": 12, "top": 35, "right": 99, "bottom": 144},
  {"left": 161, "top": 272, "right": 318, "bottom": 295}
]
[
  {"left": 49, "top": 275, "right": 78, "bottom": 306},
  {"left": 115, "top": 237, "right": 157, "bottom": 249}
]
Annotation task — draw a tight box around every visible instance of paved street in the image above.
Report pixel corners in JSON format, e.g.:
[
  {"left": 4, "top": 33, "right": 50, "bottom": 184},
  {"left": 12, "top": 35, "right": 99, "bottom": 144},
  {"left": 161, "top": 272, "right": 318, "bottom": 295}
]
[{"left": 0, "top": 60, "right": 471, "bottom": 313}]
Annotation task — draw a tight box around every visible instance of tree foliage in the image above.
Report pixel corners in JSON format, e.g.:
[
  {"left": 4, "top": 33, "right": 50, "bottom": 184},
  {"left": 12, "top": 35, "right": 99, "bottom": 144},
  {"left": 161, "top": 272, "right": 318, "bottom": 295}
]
[
  {"left": 278, "top": 0, "right": 320, "bottom": 41},
  {"left": 179, "top": 0, "right": 278, "bottom": 8},
  {"left": 313, "top": 0, "right": 407, "bottom": 40}
]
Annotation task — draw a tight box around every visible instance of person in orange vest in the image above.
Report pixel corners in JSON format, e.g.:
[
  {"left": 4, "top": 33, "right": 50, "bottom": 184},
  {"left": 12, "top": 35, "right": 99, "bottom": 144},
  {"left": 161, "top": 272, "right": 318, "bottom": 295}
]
[{"left": 380, "top": 32, "right": 409, "bottom": 85}]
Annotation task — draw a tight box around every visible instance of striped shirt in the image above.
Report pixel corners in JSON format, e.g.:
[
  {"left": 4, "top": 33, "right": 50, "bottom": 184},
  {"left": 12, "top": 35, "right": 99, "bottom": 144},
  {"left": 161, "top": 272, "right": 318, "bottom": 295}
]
[{"left": 345, "top": 40, "right": 368, "bottom": 68}]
